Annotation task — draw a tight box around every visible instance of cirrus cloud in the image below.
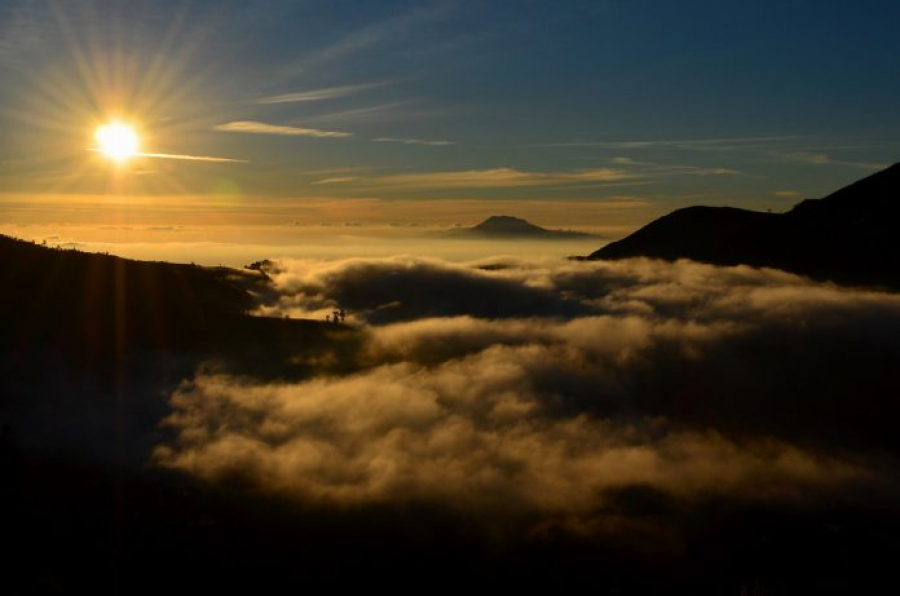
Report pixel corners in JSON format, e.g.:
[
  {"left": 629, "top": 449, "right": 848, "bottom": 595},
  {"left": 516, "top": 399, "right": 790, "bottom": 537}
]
[{"left": 214, "top": 120, "right": 352, "bottom": 138}]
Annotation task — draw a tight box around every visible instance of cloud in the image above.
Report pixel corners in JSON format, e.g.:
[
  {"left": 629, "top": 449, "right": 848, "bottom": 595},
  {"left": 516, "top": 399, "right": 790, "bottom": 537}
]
[
  {"left": 775, "top": 190, "right": 803, "bottom": 199},
  {"left": 539, "top": 136, "right": 798, "bottom": 150},
  {"left": 143, "top": 225, "right": 185, "bottom": 232},
  {"left": 257, "top": 83, "right": 385, "bottom": 104},
  {"left": 789, "top": 152, "right": 830, "bottom": 165},
  {"left": 311, "top": 177, "right": 360, "bottom": 185},
  {"left": 293, "top": 166, "right": 382, "bottom": 177},
  {"left": 782, "top": 152, "right": 887, "bottom": 170},
  {"left": 214, "top": 121, "right": 352, "bottom": 138},
  {"left": 255, "top": 256, "right": 590, "bottom": 323},
  {"left": 374, "top": 137, "right": 455, "bottom": 147},
  {"left": 351, "top": 162, "right": 733, "bottom": 192},
  {"left": 283, "top": 3, "right": 454, "bottom": 74},
  {"left": 156, "top": 256, "right": 900, "bottom": 527},
  {"left": 87, "top": 148, "right": 248, "bottom": 163},
  {"left": 364, "top": 167, "right": 635, "bottom": 189},
  {"left": 253, "top": 256, "right": 813, "bottom": 323},
  {"left": 608, "top": 157, "right": 740, "bottom": 177},
  {"left": 682, "top": 167, "right": 740, "bottom": 176},
  {"left": 156, "top": 367, "right": 865, "bottom": 515},
  {"left": 139, "top": 152, "right": 248, "bottom": 163}
]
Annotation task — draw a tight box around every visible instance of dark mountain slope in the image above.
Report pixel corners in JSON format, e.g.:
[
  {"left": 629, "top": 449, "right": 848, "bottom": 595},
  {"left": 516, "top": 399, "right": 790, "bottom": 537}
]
[
  {"left": 587, "top": 164, "right": 900, "bottom": 287},
  {"left": 789, "top": 162, "right": 900, "bottom": 224},
  {"left": 0, "top": 234, "right": 253, "bottom": 357},
  {"left": 0, "top": 235, "right": 357, "bottom": 459},
  {"left": 592, "top": 206, "right": 777, "bottom": 263},
  {"left": 0, "top": 234, "right": 357, "bottom": 360}
]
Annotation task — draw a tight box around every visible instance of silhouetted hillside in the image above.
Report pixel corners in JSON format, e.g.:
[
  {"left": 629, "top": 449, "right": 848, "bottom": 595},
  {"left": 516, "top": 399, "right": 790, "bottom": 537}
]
[
  {"left": 0, "top": 234, "right": 251, "bottom": 356},
  {"left": 0, "top": 236, "right": 356, "bottom": 459},
  {"left": 587, "top": 164, "right": 900, "bottom": 288},
  {"left": 447, "top": 215, "right": 595, "bottom": 239},
  {"left": 0, "top": 235, "right": 356, "bottom": 358},
  {"left": 3, "top": 236, "right": 900, "bottom": 596}
]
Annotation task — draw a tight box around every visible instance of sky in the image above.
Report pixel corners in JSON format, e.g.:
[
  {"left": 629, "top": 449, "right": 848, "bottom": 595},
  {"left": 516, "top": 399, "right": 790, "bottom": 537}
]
[
  {"left": 1, "top": 0, "right": 899, "bottom": 260},
  {"left": 5, "top": 4, "right": 900, "bottom": 589}
]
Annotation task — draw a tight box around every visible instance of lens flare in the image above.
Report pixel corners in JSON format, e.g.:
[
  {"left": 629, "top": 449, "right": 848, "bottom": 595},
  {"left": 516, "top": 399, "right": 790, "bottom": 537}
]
[{"left": 94, "top": 122, "right": 140, "bottom": 163}]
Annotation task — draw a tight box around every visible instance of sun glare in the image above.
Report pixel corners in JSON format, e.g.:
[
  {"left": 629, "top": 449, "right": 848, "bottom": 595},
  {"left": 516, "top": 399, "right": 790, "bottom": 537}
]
[{"left": 94, "top": 122, "right": 140, "bottom": 163}]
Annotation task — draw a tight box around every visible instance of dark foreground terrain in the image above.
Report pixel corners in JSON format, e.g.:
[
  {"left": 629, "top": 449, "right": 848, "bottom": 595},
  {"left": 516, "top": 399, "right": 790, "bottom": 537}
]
[
  {"left": 2, "top": 234, "right": 900, "bottom": 595},
  {"left": 588, "top": 164, "right": 900, "bottom": 289}
]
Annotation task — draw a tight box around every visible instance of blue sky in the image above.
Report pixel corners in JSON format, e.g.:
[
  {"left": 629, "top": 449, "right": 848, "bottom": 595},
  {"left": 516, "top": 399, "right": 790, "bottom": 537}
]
[{"left": 1, "top": 0, "right": 899, "bottom": 231}]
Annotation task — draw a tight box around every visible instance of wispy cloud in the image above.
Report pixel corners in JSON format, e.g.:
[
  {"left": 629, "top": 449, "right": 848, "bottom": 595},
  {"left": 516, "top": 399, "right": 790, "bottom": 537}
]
[
  {"left": 781, "top": 152, "right": 887, "bottom": 170},
  {"left": 257, "top": 83, "right": 385, "bottom": 104},
  {"left": 540, "top": 136, "right": 798, "bottom": 151},
  {"left": 214, "top": 121, "right": 352, "bottom": 138},
  {"left": 86, "top": 149, "right": 246, "bottom": 163},
  {"left": 283, "top": 3, "right": 453, "bottom": 74},
  {"left": 366, "top": 167, "right": 635, "bottom": 189},
  {"left": 293, "top": 166, "right": 382, "bottom": 177},
  {"left": 610, "top": 157, "right": 740, "bottom": 176},
  {"left": 140, "top": 152, "right": 247, "bottom": 163},
  {"left": 611, "top": 157, "right": 741, "bottom": 176},
  {"left": 311, "top": 177, "right": 360, "bottom": 185},
  {"left": 774, "top": 190, "right": 803, "bottom": 199},
  {"left": 300, "top": 101, "right": 442, "bottom": 126},
  {"left": 348, "top": 160, "right": 737, "bottom": 192},
  {"left": 374, "top": 137, "right": 455, "bottom": 147}
]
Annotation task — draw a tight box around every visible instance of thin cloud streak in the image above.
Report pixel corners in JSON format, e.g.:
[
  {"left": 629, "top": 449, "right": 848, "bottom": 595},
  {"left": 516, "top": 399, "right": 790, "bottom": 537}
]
[
  {"left": 374, "top": 137, "right": 455, "bottom": 146},
  {"left": 214, "top": 120, "right": 352, "bottom": 138},
  {"left": 293, "top": 166, "right": 383, "bottom": 177},
  {"left": 610, "top": 157, "right": 741, "bottom": 176},
  {"left": 86, "top": 149, "right": 247, "bottom": 163},
  {"left": 257, "top": 82, "right": 386, "bottom": 104},
  {"left": 282, "top": 3, "right": 454, "bottom": 75},
  {"left": 538, "top": 136, "right": 799, "bottom": 150},
  {"left": 140, "top": 152, "right": 248, "bottom": 163},
  {"left": 299, "top": 101, "right": 416, "bottom": 126},
  {"left": 312, "top": 177, "right": 360, "bottom": 185},
  {"left": 781, "top": 151, "right": 887, "bottom": 170},
  {"left": 365, "top": 167, "right": 635, "bottom": 189},
  {"left": 353, "top": 162, "right": 737, "bottom": 190}
]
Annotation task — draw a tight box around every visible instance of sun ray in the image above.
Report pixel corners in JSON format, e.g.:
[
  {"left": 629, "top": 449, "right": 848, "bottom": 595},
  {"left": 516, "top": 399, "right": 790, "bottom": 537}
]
[{"left": 94, "top": 122, "right": 141, "bottom": 163}]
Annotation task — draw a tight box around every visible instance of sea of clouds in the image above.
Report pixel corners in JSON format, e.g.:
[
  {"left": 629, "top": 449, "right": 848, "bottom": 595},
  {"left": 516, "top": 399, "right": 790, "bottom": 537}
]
[{"left": 155, "top": 256, "right": 900, "bottom": 529}]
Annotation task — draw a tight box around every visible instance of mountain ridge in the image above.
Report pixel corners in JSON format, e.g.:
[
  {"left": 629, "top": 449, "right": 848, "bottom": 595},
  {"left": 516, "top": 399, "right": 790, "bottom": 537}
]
[
  {"left": 0, "top": 234, "right": 348, "bottom": 366},
  {"left": 586, "top": 163, "right": 900, "bottom": 288}
]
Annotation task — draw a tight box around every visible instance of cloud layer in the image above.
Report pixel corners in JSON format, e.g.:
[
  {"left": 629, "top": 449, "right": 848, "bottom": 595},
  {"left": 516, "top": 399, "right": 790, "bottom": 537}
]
[{"left": 156, "top": 257, "right": 900, "bottom": 527}]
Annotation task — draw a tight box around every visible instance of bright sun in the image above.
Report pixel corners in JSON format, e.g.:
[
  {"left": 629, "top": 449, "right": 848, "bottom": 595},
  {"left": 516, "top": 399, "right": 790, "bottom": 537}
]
[{"left": 94, "top": 122, "right": 140, "bottom": 163}]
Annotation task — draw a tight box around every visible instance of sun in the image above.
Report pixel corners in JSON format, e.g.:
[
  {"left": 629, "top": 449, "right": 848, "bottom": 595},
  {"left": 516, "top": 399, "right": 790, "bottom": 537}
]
[{"left": 94, "top": 122, "right": 141, "bottom": 163}]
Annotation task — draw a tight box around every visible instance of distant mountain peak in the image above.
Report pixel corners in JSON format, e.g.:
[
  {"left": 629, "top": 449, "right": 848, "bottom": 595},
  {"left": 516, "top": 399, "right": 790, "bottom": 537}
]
[
  {"left": 479, "top": 215, "right": 531, "bottom": 224},
  {"left": 447, "top": 215, "right": 596, "bottom": 240},
  {"left": 473, "top": 215, "right": 546, "bottom": 233}
]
